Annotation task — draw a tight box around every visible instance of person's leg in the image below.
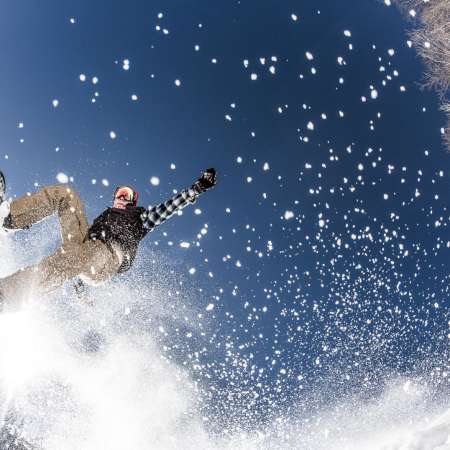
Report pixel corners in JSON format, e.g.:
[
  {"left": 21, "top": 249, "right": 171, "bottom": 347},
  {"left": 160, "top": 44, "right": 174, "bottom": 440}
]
[
  {"left": 0, "top": 240, "right": 121, "bottom": 308},
  {"left": 78, "top": 240, "right": 122, "bottom": 284},
  {"left": 8, "top": 185, "right": 89, "bottom": 248}
]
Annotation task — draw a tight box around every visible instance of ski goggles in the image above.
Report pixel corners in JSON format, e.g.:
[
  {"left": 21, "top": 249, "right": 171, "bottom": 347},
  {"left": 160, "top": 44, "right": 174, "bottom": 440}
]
[{"left": 114, "top": 186, "right": 138, "bottom": 205}]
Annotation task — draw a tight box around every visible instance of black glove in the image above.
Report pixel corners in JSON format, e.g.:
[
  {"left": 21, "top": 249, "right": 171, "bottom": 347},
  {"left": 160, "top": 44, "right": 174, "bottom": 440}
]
[{"left": 192, "top": 168, "right": 217, "bottom": 194}]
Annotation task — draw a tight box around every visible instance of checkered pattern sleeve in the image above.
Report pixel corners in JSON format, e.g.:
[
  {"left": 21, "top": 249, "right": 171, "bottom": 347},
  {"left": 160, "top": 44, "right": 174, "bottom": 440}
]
[{"left": 141, "top": 188, "right": 198, "bottom": 232}]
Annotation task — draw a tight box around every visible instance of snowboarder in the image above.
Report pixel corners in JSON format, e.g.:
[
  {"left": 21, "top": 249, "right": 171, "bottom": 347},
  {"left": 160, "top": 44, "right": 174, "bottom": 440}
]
[{"left": 0, "top": 168, "right": 217, "bottom": 307}]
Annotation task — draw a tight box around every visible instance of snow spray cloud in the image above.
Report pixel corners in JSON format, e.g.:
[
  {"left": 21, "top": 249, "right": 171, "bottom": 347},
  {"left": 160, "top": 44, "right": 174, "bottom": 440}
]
[{"left": 0, "top": 228, "right": 450, "bottom": 450}]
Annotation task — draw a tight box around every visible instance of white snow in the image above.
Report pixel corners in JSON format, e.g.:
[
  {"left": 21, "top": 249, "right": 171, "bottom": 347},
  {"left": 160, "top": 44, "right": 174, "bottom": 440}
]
[
  {"left": 284, "top": 210, "right": 294, "bottom": 220},
  {"left": 56, "top": 173, "right": 69, "bottom": 183},
  {"left": 150, "top": 176, "right": 160, "bottom": 186}
]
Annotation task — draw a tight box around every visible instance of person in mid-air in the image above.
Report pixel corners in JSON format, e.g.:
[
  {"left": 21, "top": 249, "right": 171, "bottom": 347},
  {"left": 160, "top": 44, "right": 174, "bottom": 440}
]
[{"left": 0, "top": 168, "right": 217, "bottom": 306}]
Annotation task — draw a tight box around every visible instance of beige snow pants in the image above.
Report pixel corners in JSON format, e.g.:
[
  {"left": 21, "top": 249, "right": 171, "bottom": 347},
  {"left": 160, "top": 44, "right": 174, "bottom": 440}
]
[{"left": 1, "top": 185, "right": 121, "bottom": 304}]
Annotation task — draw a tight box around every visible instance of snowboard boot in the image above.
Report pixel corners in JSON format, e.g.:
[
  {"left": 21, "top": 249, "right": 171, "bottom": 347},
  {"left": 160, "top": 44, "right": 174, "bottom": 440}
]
[{"left": 0, "top": 171, "right": 12, "bottom": 229}]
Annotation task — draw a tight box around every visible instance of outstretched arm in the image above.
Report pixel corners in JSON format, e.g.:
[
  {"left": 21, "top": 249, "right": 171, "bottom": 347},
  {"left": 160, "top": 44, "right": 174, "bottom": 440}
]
[{"left": 141, "top": 168, "right": 217, "bottom": 232}]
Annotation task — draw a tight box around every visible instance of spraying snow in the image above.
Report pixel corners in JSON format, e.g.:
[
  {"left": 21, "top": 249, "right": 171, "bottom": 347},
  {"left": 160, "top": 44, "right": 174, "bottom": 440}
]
[{"left": 0, "top": 222, "right": 449, "bottom": 450}]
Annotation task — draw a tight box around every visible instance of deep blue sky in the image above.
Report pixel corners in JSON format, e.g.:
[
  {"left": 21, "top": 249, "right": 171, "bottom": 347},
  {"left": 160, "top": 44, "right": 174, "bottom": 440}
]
[{"left": 1, "top": 0, "right": 450, "bottom": 429}]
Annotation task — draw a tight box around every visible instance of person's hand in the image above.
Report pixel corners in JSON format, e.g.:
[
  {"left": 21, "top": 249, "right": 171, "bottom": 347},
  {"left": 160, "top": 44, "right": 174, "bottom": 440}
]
[{"left": 192, "top": 168, "right": 217, "bottom": 194}]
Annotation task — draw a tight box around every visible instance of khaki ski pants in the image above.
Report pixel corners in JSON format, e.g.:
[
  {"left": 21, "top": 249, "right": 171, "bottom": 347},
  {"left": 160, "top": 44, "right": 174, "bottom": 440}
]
[{"left": 1, "top": 185, "right": 121, "bottom": 303}]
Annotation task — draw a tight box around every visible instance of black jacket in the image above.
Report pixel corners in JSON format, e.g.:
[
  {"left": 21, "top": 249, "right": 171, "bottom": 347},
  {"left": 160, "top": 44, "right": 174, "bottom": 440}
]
[
  {"left": 88, "top": 206, "right": 148, "bottom": 272},
  {"left": 88, "top": 188, "right": 197, "bottom": 273}
]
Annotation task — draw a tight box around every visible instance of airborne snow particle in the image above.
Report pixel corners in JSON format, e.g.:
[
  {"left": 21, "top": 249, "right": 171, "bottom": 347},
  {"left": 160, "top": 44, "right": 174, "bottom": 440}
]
[
  {"left": 170, "top": 163, "right": 176, "bottom": 170},
  {"left": 307, "top": 121, "right": 314, "bottom": 131},
  {"left": 92, "top": 76, "right": 99, "bottom": 85},
  {"left": 225, "top": 114, "right": 232, "bottom": 121},
  {"left": 109, "top": 131, "right": 117, "bottom": 139},
  {"left": 102, "top": 179, "right": 109, "bottom": 186},
  {"left": 52, "top": 99, "right": 59, "bottom": 108},
  {"left": 383, "top": 193, "right": 389, "bottom": 200},
  {"left": 246, "top": 176, "right": 253, "bottom": 183},
  {"left": 79, "top": 74, "right": 86, "bottom": 82},
  {"left": 175, "top": 79, "right": 181, "bottom": 87},
  {"left": 180, "top": 242, "right": 190, "bottom": 248},
  {"left": 150, "top": 176, "right": 160, "bottom": 186},
  {"left": 236, "top": 156, "right": 243, "bottom": 163},
  {"left": 269, "top": 66, "right": 276, "bottom": 74},
  {"left": 18, "top": 122, "right": 24, "bottom": 128},
  {"left": 250, "top": 73, "right": 258, "bottom": 81},
  {"left": 157, "top": 12, "right": 163, "bottom": 19},
  {"left": 371, "top": 89, "right": 378, "bottom": 99},
  {"left": 291, "top": 13, "right": 298, "bottom": 21},
  {"left": 69, "top": 17, "right": 76, "bottom": 24},
  {"left": 388, "top": 48, "right": 395, "bottom": 56},
  {"left": 235, "top": 260, "right": 242, "bottom": 268},
  {"left": 206, "top": 303, "right": 214, "bottom": 311},
  {"left": 56, "top": 173, "right": 69, "bottom": 183},
  {"left": 343, "top": 30, "right": 352, "bottom": 37},
  {"left": 131, "top": 94, "right": 138, "bottom": 101},
  {"left": 194, "top": 208, "right": 202, "bottom": 215},
  {"left": 284, "top": 210, "right": 294, "bottom": 220},
  {"left": 194, "top": 45, "right": 200, "bottom": 51},
  {"left": 305, "top": 51, "right": 314, "bottom": 60},
  {"left": 263, "top": 162, "right": 270, "bottom": 171},
  {"left": 188, "top": 267, "right": 196, "bottom": 275},
  {"left": 318, "top": 219, "right": 325, "bottom": 228}
]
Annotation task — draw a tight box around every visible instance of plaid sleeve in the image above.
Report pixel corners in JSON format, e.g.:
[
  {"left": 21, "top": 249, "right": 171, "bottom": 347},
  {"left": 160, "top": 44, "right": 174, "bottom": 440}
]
[{"left": 141, "top": 188, "right": 198, "bottom": 232}]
